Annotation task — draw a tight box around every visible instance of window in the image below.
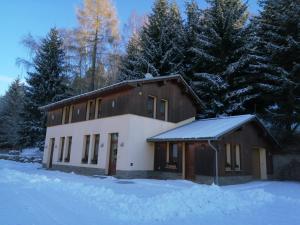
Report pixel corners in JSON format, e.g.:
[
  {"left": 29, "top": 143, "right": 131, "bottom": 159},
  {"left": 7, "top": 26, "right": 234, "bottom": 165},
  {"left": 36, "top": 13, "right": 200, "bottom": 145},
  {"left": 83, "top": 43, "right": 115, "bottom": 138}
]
[
  {"left": 58, "top": 137, "right": 65, "bottom": 162},
  {"left": 68, "top": 105, "right": 73, "bottom": 123},
  {"left": 95, "top": 98, "right": 101, "bottom": 119},
  {"left": 86, "top": 100, "right": 95, "bottom": 120},
  {"left": 225, "top": 144, "right": 231, "bottom": 170},
  {"left": 160, "top": 99, "right": 168, "bottom": 121},
  {"left": 147, "top": 96, "right": 156, "bottom": 118},
  {"left": 91, "top": 134, "right": 100, "bottom": 164},
  {"left": 82, "top": 135, "right": 90, "bottom": 163},
  {"left": 62, "top": 106, "right": 70, "bottom": 124},
  {"left": 169, "top": 143, "right": 178, "bottom": 165},
  {"left": 234, "top": 144, "right": 241, "bottom": 170},
  {"left": 64, "top": 136, "right": 72, "bottom": 162}
]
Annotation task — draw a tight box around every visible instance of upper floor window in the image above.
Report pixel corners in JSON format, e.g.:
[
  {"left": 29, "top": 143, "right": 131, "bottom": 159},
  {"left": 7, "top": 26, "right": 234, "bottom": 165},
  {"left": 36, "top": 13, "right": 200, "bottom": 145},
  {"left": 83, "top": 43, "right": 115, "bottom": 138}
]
[
  {"left": 62, "top": 106, "right": 70, "bottom": 124},
  {"left": 86, "top": 100, "right": 95, "bottom": 120},
  {"left": 68, "top": 105, "right": 73, "bottom": 123},
  {"left": 147, "top": 95, "right": 156, "bottom": 118},
  {"left": 95, "top": 98, "right": 101, "bottom": 119},
  {"left": 160, "top": 99, "right": 168, "bottom": 121}
]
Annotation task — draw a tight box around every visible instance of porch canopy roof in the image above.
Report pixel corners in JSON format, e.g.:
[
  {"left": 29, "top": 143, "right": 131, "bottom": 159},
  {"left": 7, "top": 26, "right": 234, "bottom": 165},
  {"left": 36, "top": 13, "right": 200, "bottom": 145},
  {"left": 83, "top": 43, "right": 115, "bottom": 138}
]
[{"left": 148, "top": 114, "right": 270, "bottom": 142}]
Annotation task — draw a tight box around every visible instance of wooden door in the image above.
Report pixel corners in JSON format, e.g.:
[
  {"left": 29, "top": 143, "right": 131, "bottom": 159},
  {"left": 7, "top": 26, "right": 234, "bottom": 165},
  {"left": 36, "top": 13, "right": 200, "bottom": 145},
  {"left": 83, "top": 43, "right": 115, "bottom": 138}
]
[
  {"left": 48, "top": 138, "right": 55, "bottom": 169},
  {"left": 259, "top": 148, "right": 267, "bottom": 179},
  {"left": 185, "top": 144, "right": 196, "bottom": 180},
  {"left": 252, "top": 148, "right": 260, "bottom": 179},
  {"left": 108, "top": 133, "right": 118, "bottom": 175}
]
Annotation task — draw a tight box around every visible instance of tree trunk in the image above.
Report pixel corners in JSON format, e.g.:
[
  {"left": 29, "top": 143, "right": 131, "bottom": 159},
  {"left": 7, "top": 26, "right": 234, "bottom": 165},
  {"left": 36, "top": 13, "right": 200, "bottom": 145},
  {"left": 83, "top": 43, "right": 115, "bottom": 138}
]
[{"left": 90, "top": 29, "right": 98, "bottom": 91}]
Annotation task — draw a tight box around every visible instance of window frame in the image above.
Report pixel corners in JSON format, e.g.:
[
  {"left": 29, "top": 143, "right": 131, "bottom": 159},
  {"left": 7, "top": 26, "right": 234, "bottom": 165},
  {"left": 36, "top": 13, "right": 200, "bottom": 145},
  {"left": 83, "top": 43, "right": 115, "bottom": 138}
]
[
  {"left": 95, "top": 98, "right": 101, "bottom": 119},
  {"left": 147, "top": 95, "right": 157, "bottom": 119},
  {"left": 91, "top": 134, "right": 100, "bottom": 164},
  {"left": 82, "top": 135, "right": 90, "bottom": 164},
  {"left": 160, "top": 99, "right": 168, "bottom": 121},
  {"left": 58, "top": 137, "right": 65, "bottom": 162},
  {"left": 225, "top": 143, "right": 232, "bottom": 171},
  {"left": 64, "top": 136, "right": 72, "bottom": 162}
]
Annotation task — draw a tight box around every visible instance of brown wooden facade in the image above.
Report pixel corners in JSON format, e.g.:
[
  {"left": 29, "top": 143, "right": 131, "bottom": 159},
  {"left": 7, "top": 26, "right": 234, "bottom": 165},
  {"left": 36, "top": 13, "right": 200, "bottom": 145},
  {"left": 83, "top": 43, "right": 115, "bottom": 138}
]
[
  {"left": 46, "top": 79, "right": 199, "bottom": 127},
  {"left": 153, "top": 120, "right": 276, "bottom": 181}
]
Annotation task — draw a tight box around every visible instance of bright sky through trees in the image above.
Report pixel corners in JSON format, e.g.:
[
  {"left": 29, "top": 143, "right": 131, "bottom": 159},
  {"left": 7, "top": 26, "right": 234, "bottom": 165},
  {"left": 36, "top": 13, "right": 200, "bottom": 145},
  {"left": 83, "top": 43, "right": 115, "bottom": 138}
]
[{"left": 0, "top": 0, "right": 259, "bottom": 95}]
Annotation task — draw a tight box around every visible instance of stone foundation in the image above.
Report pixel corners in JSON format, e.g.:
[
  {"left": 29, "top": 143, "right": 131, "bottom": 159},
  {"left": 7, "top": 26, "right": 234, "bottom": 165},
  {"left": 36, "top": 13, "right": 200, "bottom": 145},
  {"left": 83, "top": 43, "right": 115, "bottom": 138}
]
[
  {"left": 43, "top": 163, "right": 106, "bottom": 176},
  {"left": 43, "top": 164, "right": 256, "bottom": 185}
]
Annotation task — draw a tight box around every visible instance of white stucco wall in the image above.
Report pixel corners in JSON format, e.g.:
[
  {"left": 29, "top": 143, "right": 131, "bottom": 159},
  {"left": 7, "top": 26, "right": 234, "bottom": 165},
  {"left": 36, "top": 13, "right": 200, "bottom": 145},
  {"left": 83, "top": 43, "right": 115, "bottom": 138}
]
[{"left": 43, "top": 114, "right": 193, "bottom": 173}]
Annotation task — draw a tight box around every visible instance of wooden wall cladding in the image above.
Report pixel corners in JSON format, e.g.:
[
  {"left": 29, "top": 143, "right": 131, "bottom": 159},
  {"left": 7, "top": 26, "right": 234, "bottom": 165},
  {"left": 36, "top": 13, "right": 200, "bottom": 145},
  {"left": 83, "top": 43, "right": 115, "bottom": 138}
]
[
  {"left": 218, "top": 121, "right": 274, "bottom": 176},
  {"left": 47, "top": 108, "right": 63, "bottom": 126},
  {"left": 46, "top": 80, "right": 198, "bottom": 126}
]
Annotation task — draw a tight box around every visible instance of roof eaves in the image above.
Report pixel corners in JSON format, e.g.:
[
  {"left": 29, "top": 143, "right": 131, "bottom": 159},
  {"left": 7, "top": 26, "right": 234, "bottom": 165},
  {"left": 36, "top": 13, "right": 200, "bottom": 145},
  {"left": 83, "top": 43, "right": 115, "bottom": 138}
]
[{"left": 147, "top": 137, "right": 218, "bottom": 142}]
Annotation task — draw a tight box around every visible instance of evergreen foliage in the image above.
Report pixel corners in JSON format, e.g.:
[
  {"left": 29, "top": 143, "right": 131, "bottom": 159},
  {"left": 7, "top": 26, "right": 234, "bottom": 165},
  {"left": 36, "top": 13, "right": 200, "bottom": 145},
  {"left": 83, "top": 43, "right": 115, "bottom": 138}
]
[
  {"left": 19, "top": 28, "right": 71, "bottom": 148},
  {"left": 186, "top": 0, "right": 251, "bottom": 116},
  {"left": 253, "top": 0, "right": 300, "bottom": 140},
  {"left": 0, "top": 79, "right": 24, "bottom": 149},
  {"left": 120, "top": 0, "right": 185, "bottom": 80}
]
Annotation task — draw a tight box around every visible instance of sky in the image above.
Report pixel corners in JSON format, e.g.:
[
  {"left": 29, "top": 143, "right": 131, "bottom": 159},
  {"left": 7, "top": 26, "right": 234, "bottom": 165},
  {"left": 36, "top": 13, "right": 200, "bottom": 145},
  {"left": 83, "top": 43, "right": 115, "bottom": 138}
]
[{"left": 0, "top": 0, "right": 260, "bottom": 96}]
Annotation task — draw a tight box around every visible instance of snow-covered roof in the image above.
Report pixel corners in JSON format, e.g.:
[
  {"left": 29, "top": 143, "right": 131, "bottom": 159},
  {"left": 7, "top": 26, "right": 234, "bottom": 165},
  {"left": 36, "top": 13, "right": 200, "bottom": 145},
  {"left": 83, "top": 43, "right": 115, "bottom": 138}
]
[
  {"left": 148, "top": 114, "right": 257, "bottom": 141},
  {"left": 39, "top": 74, "right": 203, "bottom": 111}
]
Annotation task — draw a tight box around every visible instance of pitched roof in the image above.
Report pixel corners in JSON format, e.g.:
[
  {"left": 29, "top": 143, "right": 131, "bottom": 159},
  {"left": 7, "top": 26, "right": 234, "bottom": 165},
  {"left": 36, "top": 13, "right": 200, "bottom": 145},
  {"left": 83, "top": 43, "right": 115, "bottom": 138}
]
[
  {"left": 148, "top": 114, "right": 273, "bottom": 142},
  {"left": 39, "top": 75, "right": 203, "bottom": 111}
]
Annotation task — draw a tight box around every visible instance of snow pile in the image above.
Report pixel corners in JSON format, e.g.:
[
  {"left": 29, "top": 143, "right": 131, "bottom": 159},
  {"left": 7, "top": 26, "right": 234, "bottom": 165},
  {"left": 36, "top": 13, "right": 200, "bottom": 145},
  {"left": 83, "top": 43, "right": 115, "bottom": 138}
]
[
  {"left": 20, "top": 148, "right": 42, "bottom": 159},
  {"left": 0, "top": 165, "right": 274, "bottom": 222}
]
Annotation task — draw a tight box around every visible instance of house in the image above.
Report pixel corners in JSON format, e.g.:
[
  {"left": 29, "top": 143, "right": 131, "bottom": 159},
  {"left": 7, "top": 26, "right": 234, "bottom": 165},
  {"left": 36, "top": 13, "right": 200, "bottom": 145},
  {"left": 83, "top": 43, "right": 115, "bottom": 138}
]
[{"left": 40, "top": 75, "right": 279, "bottom": 185}]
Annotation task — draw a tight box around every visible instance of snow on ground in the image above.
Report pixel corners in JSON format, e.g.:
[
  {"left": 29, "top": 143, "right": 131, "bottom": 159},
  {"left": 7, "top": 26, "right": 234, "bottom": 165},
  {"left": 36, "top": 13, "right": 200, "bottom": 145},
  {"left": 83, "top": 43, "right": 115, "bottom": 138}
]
[{"left": 0, "top": 160, "right": 299, "bottom": 225}]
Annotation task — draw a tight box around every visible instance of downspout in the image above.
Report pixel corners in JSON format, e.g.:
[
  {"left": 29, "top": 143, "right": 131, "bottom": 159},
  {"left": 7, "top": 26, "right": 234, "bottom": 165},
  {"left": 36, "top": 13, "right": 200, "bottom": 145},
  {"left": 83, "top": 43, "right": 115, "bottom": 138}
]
[{"left": 208, "top": 140, "right": 219, "bottom": 185}]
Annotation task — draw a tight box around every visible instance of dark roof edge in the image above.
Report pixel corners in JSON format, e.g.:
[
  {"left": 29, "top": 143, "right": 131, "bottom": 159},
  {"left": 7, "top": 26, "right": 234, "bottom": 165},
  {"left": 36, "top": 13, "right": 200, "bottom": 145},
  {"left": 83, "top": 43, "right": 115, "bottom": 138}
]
[{"left": 39, "top": 74, "right": 203, "bottom": 111}]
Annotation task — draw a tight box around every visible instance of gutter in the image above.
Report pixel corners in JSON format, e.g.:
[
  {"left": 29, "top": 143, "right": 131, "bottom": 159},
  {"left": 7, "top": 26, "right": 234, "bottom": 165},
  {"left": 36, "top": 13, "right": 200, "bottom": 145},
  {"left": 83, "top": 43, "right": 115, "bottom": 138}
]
[{"left": 208, "top": 140, "right": 219, "bottom": 185}]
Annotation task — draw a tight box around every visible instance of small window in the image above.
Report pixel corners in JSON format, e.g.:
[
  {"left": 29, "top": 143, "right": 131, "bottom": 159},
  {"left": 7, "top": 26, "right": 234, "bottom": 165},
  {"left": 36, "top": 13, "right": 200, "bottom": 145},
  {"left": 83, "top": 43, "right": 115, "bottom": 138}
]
[
  {"left": 86, "top": 100, "right": 95, "bottom": 120},
  {"left": 68, "top": 105, "right": 73, "bottom": 123},
  {"left": 160, "top": 99, "right": 168, "bottom": 121},
  {"left": 58, "top": 137, "right": 65, "bottom": 162},
  {"left": 91, "top": 134, "right": 100, "bottom": 164},
  {"left": 82, "top": 135, "right": 90, "bottom": 164},
  {"left": 95, "top": 98, "right": 101, "bottom": 119},
  {"left": 225, "top": 144, "right": 231, "bottom": 170},
  {"left": 64, "top": 136, "right": 72, "bottom": 162},
  {"left": 62, "top": 106, "right": 70, "bottom": 124},
  {"left": 147, "top": 96, "right": 156, "bottom": 118},
  {"left": 235, "top": 144, "right": 241, "bottom": 170}
]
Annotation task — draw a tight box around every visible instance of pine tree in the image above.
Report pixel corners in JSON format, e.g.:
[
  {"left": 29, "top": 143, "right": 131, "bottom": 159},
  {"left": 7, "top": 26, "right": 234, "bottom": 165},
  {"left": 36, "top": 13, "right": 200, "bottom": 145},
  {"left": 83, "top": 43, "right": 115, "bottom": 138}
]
[
  {"left": 119, "top": 34, "right": 144, "bottom": 81},
  {"left": 253, "top": 0, "right": 300, "bottom": 139},
  {"left": 19, "top": 28, "right": 71, "bottom": 148},
  {"left": 188, "top": 0, "right": 251, "bottom": 116},
  {"left": 0, "top": 79, "right": 24, "bottom": 149},
  {"left": 121, "top": 0, "right": 185, "bottom": 78}
]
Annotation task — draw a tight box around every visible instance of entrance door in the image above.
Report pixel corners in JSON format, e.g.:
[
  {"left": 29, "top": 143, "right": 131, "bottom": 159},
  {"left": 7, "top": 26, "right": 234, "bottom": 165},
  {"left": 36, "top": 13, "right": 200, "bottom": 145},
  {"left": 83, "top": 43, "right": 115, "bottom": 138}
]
[
  {"left": 47, "top": 138, "right": 55, "bottom": 168},
  {"left": 185, "top": 143, "right": 196, "bottom": 180},
  {"left": 252, "top": 148, "right": 267, "bottom": 179},
  {"left": 108, "top": 133, "right": 118, "bottom": 175}
]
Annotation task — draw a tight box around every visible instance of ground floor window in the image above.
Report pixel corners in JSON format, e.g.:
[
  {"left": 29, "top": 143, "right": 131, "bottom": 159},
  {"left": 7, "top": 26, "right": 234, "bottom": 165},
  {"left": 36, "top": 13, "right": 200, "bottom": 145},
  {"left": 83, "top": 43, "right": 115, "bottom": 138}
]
[
  {"left": 91, "top": 134, "right": 100, "bottom": 164},
  {"left": 154, "top": 143, "right": 182, "bottom": 172},
  {"left": 64, "top": 136, "right": 72, "bottom": 162},
  {"left": 82, "top": 135, "right": 90, "bottom": 164},
  {"left": 58, "top": 137, "right": 65, "bottom": 162},
  {"left": 225, "top": 143, "right": 241, "bottom": 171}
]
